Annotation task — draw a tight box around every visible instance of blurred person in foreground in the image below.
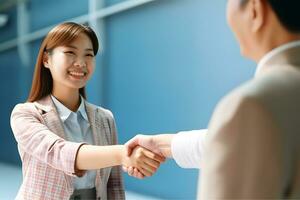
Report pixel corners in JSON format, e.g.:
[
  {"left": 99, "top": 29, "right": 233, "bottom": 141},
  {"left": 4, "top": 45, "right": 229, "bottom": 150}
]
[{"left": 125, "top": 0, "right": 300, "bottom": 198}]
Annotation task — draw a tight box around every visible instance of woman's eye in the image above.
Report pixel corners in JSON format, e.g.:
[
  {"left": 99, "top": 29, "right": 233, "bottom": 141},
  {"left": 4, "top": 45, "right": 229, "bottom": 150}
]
[
  {"left": 64, "top": 51, "right": 75, "bottom": 55},
  {"left": 86, "top": 54, "right": 94, "bottom": 57}
]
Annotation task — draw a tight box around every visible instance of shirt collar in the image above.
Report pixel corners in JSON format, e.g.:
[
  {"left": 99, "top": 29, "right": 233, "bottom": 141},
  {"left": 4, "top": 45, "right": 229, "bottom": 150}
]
[
  {"left": 255, "top": 40, "right": 300, "bottom": 77},
  {"left": 51, "top": 95, "right": 89, "bottom": 122},
  {"left": 77, "top": 96, "right": 89, "bottom": 122}
]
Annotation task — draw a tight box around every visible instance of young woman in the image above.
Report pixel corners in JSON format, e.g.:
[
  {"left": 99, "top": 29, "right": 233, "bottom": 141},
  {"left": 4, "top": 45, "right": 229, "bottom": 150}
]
[{"left": 10, "top": 22, "right": 164, "bottom": 200}]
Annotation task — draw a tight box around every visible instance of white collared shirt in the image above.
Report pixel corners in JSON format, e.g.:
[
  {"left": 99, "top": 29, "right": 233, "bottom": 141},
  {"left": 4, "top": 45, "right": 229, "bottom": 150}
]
[{"left": 51, "top": 95, "right": 96, "bottom": 189}]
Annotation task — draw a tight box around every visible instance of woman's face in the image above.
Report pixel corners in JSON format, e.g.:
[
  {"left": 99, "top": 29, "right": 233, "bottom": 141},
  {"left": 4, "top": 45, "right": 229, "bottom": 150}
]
[{"left": 45, "top": 32, "right": 95, "bottom": 94}]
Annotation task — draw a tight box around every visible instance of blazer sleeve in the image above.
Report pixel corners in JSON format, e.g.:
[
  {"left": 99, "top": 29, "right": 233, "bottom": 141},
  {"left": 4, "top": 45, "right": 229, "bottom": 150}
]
[
  {"left": 10, "top": 103, "right": 85, "bottom": 177},
  {"left": 105, "top": 110, "right": 125, "bottom": 199},
  {"left": 199, "top": 97, "right": 281, "bottom": 199}
]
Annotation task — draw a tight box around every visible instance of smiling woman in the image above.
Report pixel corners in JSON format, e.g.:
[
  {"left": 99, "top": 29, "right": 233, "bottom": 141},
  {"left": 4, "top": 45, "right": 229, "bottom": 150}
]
[
  {"left": 42, "top": 33, "right": 95, "bottom": 111},
  {"left": 27, "top": 22, "right": 98, "bottom": 103},
  {"left": 9, "top": 22, "right": 165, "bottom": 200}
]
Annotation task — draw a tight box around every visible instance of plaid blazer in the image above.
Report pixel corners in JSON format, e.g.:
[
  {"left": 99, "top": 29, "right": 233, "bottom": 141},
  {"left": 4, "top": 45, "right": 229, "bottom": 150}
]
[{"left": 10, "top": 95, "right": 125, "bottom": 200}]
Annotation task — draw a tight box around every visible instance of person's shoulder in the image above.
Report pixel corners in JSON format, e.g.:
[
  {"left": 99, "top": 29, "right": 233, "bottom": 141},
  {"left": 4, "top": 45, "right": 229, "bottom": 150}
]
[
  {"left": 227, "top": 67, "right": 300, "bottom": 108},
  {"left": 212, "top": 67, "right": 300, "bottom": 125},
  {"left": 208, "top": 85, "right": 271, "bottom": 139},
  {"left": 12, "top": 95, "right": 54, "bottom": 115},
  {"left": 212, "top": 77, "right": 271, "bottom": 123},
  {"left": 246, "top": 66, "right": 300, "bottom": 98},
  {"left": 12, "top": 101, "right": 37, "bottom": 114},
  {"left": 10, "top": 101, "right": 45, "bottom": 123},
  {"left": 219, "top": 68, "right": 295, "bottom": 105}
]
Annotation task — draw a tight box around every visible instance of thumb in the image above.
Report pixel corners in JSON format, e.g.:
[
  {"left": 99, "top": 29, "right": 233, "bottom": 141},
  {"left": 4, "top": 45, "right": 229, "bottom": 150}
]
[{"left": 125, "top": 135, "right": 141, "bottom": 156}]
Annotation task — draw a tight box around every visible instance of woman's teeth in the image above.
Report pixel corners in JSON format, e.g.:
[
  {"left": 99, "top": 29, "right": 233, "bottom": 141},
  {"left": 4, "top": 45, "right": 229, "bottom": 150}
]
[{"left": 69, "top": 71, "right": 85, "bottom": 76}]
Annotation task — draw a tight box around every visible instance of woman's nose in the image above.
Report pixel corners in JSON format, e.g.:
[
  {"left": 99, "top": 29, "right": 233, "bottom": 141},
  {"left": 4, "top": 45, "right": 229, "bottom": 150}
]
[{"left": 74, "top": 58, "right": 86, "bottom": 68}]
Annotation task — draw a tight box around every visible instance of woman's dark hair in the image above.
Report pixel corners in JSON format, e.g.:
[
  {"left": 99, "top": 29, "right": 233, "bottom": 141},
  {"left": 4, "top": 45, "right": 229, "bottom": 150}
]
[
  {"left": 27, "top": 22, "right": 99, "bottom": 102},
  {"left": 241, "top": 0, "right": 300, "bottom": 33}
]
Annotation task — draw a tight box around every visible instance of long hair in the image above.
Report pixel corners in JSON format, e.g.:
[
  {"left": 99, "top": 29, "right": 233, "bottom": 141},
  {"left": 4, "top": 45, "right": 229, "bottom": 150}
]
[{"left": 27, "top": 22, "right": 99, "bottom": 102}]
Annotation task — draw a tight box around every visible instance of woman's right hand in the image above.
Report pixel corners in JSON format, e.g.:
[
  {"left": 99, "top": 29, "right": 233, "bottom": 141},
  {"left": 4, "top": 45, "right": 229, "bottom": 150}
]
[{"left": 122, "top": 146, "right": 165, "bottom": 177}]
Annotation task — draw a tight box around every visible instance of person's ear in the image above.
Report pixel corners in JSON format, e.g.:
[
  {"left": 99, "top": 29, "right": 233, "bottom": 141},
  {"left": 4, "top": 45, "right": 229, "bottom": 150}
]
[
  {"left": 250, "top": 0, "right": 267, "bottom": 33},
  {"left": 43, "top": 51, "right": 50, "bottom": 68}
]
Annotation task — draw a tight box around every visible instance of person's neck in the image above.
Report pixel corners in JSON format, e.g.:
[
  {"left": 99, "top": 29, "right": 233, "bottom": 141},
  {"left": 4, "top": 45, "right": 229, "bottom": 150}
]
[
  {"left": 254, "top": 25, "right": 300, "bottom": 62},
  {"left": 52, "top": 88, "right": 81, "bottom": 112}
]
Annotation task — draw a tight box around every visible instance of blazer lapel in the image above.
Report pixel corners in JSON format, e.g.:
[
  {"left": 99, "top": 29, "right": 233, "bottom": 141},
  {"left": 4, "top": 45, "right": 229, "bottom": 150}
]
[
  {"left": 34, "top": 95, "right": 66, "bottom": 139},
  {"left": 85, "top": 103, "right": 104, "bottom": 145}
]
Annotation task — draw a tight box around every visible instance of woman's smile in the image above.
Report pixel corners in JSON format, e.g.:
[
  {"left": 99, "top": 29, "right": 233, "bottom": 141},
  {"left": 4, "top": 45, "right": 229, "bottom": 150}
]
[{"left": 68, "top": 70, "right": 87, "bottom": 79}]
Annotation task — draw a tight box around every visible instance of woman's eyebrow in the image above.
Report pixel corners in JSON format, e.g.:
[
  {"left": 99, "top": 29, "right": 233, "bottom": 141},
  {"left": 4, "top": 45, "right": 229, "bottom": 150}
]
[{"left": 65, "top": 45, "right": 93, "bottom": 52}]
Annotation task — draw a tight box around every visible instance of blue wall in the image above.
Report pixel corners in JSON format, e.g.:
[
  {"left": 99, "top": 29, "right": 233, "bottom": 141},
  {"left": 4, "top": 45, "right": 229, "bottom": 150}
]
[{"left": 0, "top": 0, "right": 255, "bottom": 199}]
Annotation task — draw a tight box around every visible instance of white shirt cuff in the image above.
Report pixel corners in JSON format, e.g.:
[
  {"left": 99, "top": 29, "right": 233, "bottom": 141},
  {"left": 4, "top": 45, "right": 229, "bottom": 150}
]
[{"left": 171, "top": 129, "right": 207, "bottom": 169}]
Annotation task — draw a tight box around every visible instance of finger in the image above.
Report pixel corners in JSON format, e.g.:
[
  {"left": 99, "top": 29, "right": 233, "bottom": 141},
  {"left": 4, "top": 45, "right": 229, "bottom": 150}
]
[
  {"left": 137, "top": 161, "right": 158, "bottom": 175},
  {"left": 142, "top": 156, "right": 161, "bottom": 169},
  {"left": 133, "top": 168, "right": 145, "bottom": 179},
  {"left": 125, "top": 135, "right": 141, "bottom": 156},
  {"left": 143, "top": 150, "right": 166, "bottom": 163},
  {"left": 138, "top": 167, "right": 152, "bottom": 177},
  {"left": 127, "top": 166, "right": 134, "bottom": 176}
]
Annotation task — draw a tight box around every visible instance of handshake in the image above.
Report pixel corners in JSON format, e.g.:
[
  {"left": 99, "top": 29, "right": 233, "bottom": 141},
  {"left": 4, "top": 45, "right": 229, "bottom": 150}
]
[{"left": 121, "top": 134, "right": 174, "bottom": 179}]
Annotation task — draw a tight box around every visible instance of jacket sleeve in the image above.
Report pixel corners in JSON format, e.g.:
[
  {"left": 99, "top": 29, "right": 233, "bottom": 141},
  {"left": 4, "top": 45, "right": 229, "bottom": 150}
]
[
  {"left": 105, "top": 110, "right": 125, "bottom": 199},
  {"left": 10, "top": 103, "right": 85, "bottom": 177},
  {"left": 199, "top": 97, "right": 281, "bottom": 199}
]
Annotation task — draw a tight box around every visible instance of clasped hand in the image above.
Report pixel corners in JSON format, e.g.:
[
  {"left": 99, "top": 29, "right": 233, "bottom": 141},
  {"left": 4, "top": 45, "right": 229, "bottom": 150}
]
[
  {"left": 122, "top": 134, "right": 169, "bottom": 179},
  {"left": 121, "top": 145, "right": 165, "bottom": 178}
]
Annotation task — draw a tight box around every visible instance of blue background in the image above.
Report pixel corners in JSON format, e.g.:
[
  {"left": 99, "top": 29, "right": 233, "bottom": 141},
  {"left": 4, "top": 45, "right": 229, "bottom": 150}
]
[{"left": 0, "top": 0, "right": 255, "bottom": 199}]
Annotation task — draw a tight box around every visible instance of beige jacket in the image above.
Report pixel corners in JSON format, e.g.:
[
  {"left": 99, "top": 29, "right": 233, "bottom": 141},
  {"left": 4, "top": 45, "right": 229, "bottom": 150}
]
[{"left": 199, "top": 43, "right": 300, "bottom": 199}]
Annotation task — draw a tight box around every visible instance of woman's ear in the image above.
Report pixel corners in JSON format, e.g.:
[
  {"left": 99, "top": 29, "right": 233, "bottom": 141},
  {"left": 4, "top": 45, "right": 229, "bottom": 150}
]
[{"left": 43, "top": 51, "right": 50, "bottom": 68}]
